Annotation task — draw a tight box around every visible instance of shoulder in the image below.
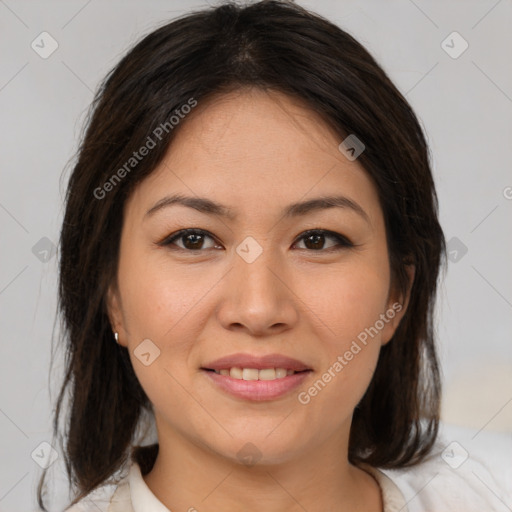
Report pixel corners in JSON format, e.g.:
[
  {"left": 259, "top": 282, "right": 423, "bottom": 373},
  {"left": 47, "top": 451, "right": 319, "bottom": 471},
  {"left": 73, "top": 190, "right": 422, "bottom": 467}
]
[{"left": 380, "top": 423, "right": 512, "bottom": 512}]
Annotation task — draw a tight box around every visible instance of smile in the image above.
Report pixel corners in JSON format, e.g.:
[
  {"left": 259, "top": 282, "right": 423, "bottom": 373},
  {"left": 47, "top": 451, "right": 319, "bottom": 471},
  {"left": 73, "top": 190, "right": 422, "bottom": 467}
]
[
  {"left": 202, "top": 368, "right": 312, "bottom": 401},
  {"left": 210, "top": 367, "right": 300, "bottom": 380}
]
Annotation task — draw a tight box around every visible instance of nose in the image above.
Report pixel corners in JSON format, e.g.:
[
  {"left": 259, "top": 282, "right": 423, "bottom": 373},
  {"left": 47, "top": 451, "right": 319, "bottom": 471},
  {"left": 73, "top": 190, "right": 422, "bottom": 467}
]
[{"left": 216, "top": 244, "right": 299, "bottom": 337}]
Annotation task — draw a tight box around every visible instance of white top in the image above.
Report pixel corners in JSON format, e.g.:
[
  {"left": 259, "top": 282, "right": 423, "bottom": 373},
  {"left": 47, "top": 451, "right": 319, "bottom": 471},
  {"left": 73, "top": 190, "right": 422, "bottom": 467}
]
[{"left": 64, "top": 423, "right": 512, "bottom": 512}]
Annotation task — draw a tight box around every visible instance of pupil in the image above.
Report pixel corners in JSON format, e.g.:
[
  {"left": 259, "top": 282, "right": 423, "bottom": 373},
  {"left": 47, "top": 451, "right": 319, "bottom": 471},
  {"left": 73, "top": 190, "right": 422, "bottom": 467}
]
[
  {"left": 185, "top": 233, "right": 202, "bottom": 249},
  {"left": 306, "top": 234, "right": 324, "bottom": 250}
]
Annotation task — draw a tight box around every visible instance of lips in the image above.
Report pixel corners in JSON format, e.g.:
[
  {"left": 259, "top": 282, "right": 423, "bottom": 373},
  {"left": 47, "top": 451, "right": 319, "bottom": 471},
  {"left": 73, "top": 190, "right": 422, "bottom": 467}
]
[{"left": 202, "top": 353, "right": 312, "bottom": 372}]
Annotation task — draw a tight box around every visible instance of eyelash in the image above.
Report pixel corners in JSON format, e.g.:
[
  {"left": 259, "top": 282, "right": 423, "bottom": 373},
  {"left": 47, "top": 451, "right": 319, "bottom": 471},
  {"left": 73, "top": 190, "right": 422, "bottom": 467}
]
[{"left": 158, "top": 228, "right": 354, "bottom": 253}]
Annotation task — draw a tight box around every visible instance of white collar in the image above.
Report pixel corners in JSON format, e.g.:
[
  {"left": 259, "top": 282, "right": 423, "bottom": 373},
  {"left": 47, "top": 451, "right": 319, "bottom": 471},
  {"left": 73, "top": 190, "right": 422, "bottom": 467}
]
[
  {"left": 359, "top": 463, "right": 409, "bottom": 512},
  {"left": 128, "top": 461, "right": 172, "bottom": 512}
]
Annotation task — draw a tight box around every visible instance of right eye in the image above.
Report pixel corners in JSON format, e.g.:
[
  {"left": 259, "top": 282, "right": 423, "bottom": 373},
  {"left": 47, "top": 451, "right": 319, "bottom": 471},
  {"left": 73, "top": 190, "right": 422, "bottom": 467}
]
[{"left": 159, "top": 228, "right": 221, "bottom": 252}]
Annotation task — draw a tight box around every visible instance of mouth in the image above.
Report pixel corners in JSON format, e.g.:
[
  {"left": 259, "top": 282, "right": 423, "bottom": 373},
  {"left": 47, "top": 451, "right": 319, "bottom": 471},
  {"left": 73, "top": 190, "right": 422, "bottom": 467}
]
[
  {"left": 201, "top": 366, "right": 312, "bottom": 401},
  {"left": 201, "top": 367, "right": 310, "bottom": 381},
  {"left": 201, "top": 353, "right": 312, "bottom": 401}
]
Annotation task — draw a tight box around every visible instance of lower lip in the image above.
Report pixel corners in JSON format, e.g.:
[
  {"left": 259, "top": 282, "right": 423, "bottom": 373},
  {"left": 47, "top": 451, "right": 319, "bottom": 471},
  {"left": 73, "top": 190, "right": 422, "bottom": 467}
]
[{"left": 202, "top": 369, "right": 311, "bottom": 401}]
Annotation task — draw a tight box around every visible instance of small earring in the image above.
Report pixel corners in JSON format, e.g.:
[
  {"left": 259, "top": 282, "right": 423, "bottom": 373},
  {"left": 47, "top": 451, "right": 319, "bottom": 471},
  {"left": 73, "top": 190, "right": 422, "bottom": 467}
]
[{"left": 114, "top": 331, "right": 119, "bottom": 343}]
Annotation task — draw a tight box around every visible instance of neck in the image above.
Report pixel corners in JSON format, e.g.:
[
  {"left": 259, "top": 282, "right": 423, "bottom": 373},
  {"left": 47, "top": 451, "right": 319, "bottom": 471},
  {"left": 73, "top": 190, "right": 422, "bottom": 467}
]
[{"left": 142, "top": 424, "right": 382, "bottom": 512}]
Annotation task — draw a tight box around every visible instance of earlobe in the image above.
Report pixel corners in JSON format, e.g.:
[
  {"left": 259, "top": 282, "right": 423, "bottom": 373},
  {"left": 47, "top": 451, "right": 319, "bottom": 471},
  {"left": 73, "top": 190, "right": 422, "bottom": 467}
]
[{"left": 381, "top": 264, "right": 415, "bottom": 346}]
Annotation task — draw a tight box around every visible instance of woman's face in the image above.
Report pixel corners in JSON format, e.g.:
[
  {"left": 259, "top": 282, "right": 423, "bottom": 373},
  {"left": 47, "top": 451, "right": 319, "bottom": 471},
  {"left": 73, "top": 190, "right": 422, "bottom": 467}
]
[{"left": 108, "top": 88, "right": 411, "bottom": 465}]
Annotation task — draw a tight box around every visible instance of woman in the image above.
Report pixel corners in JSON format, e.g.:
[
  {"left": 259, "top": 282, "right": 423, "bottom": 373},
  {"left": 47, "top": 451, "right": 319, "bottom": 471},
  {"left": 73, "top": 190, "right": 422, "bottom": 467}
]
[{"left": 37, "top": 1, "right": 506, "bottom": 511}]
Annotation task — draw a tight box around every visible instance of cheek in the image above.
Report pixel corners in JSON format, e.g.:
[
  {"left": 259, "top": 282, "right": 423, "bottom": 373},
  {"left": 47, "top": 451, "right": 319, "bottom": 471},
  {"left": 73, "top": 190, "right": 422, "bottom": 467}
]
[
  {"left": 294, "top": 260, "right": 389, "bottom": 404},
  {"left": 117, "top": 259, "right": 203, "bottom": 415},
  {"left": 297, "top": 259, "right": 390, "bottom": 343},
  {"left": 118, "top": 249, "right": 210, "bottom": 340},
  {"left": 116, "top": 247, "right": 217, "bottom": 387}
]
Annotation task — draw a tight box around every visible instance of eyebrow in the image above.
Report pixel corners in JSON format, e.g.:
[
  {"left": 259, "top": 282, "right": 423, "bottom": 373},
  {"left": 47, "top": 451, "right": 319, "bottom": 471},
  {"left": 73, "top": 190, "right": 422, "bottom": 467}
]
[{"left": 144, "top": 193, "right": 371, "bottom": 224}]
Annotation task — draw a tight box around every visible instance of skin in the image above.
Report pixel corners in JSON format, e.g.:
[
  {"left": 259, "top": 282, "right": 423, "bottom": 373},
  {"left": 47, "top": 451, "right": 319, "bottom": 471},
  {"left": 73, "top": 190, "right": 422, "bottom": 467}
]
[{"left": 107, "top": 87, "right": 414, "bottom": 512}]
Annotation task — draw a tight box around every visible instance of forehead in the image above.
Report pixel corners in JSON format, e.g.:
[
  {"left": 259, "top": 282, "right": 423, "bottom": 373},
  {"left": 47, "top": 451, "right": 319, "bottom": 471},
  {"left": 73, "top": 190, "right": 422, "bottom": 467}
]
[
  {"left": 172, "top": 88, "right": 346, "bottom": 164},
  {"left": 125, "top": 88, "right": 382, "bottom": 229}
]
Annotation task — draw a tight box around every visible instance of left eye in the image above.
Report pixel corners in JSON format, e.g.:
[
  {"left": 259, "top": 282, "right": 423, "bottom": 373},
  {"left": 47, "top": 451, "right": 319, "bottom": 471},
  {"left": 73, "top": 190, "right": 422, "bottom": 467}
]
[
  {"left": 294, "top": 229, "right": 353, "bottom": 251},
  {"left": 159, "top": 228, "right": 353, "bottom": 252}
]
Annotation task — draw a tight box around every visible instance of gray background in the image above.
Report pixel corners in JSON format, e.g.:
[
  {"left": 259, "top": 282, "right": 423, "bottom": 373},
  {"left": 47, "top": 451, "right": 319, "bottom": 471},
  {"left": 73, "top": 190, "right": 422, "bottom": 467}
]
[{"left": 1, "top": 0, "right": 511, "bottom": 510}]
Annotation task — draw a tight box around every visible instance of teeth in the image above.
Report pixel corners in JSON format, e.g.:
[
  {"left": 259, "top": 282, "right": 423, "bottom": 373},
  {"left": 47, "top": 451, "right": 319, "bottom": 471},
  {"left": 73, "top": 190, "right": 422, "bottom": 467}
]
[
  {"left": 260, "top": 368, "right": 278, "bottom": 380},
  {"left": 213, "top": 367, "right": 298, "bottom": 380}
]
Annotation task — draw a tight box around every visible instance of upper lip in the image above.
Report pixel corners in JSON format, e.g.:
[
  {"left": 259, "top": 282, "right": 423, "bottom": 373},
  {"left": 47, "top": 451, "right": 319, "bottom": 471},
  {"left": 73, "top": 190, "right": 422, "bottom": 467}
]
[{"left": 202, "top": 353, "right": 311, "bottom": 372}]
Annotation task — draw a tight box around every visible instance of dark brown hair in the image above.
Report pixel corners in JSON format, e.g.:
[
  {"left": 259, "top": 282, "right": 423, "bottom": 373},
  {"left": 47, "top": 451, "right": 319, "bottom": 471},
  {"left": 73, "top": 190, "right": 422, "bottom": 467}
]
[{"left": 38, "top": 0, "right": 446, "bottom": 509}]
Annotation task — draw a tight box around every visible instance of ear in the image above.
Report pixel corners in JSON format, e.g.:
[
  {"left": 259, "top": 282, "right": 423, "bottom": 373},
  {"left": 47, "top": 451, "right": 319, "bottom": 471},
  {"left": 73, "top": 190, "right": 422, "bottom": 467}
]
[
  {"left": 106, "top": 283, "right": 128, "bottom": 347},
  {"left": 380, "top": 264, "right": 415, "bottom": 346}
]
